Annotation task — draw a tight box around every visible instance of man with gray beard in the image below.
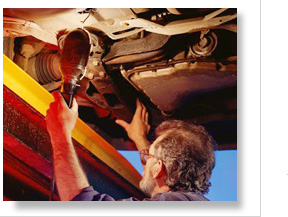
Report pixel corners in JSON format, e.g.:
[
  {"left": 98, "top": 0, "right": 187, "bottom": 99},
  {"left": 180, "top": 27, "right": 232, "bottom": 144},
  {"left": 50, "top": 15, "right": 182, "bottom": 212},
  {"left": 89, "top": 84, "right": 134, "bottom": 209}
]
[{"left": 46, "top": 92, "right": 216, "bottom": 201}]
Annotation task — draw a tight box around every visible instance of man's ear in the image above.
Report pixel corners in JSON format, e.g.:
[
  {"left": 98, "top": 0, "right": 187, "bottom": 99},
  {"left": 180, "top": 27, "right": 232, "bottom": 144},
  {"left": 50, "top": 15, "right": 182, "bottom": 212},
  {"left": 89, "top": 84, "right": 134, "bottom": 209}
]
[{"left": 152, "top": 160, "right": 166, "bottom": 179}]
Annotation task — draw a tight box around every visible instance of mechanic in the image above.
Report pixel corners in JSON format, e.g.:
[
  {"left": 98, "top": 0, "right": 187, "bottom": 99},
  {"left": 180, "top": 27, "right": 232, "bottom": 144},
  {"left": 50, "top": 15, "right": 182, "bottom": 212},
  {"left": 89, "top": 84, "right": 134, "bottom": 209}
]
[{"left": 46, "top": 91, "right": 217, "bottom": 201}]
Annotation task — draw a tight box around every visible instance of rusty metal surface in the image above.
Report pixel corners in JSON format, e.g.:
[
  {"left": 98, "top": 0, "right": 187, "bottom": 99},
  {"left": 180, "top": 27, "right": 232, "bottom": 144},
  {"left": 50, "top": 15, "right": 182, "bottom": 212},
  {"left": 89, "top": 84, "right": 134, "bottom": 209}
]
[
  {"left": 3, "top": 88, "right": 53, "bottom": 160},
  {"left": 3, "top": 86, "right": 146, "bottom": 200}
]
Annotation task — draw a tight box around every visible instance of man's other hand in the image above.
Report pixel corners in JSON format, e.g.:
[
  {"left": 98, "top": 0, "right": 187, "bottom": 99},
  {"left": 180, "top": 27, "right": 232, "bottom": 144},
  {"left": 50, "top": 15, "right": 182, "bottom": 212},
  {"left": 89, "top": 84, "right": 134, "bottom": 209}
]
[
  {"left": 46, "top": 91, "right": 78, "bottom": 144},
  {"left": 116, "top": 99, "right": 151, "bottom": 144}
]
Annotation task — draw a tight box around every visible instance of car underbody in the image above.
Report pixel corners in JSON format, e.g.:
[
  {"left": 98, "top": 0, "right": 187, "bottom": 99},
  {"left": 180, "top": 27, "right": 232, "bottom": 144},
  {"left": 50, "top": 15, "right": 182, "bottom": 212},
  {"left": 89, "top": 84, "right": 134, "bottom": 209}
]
[{"left": 3, "top": 8, "right": 237, "bottom": 151}]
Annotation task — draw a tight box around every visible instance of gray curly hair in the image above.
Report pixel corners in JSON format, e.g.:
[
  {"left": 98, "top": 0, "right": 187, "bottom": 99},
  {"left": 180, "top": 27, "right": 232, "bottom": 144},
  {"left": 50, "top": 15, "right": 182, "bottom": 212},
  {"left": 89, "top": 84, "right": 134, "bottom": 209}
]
[{"left": 154, "top": 120, "right": 217, "bottom": 194}]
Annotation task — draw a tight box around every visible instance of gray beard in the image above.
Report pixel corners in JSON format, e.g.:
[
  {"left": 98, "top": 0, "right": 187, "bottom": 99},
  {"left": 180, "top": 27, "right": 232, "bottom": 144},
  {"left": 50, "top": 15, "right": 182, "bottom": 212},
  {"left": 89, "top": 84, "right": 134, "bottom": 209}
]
[{"left": 139, "top": 171, "right": 156, "bottom": 197}]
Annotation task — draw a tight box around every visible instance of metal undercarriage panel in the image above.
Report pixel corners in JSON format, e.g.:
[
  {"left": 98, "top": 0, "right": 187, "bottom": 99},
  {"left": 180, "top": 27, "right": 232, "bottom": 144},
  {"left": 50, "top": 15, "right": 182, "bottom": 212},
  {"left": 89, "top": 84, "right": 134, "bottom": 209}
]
[{"left": 122, "top": 60, "right": 237, "bottom": 112}]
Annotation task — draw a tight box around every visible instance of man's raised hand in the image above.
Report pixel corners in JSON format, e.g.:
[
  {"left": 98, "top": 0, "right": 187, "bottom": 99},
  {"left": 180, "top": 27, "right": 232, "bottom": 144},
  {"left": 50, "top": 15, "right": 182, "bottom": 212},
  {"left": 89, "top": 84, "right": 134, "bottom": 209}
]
[{"left": 115, "top": 99, "right": 151, "bottom": 146}]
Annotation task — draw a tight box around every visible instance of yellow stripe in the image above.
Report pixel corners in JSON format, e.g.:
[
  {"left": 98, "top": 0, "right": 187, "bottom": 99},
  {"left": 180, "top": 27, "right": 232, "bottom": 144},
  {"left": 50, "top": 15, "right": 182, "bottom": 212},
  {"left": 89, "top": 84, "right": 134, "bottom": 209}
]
[{"left": 3, "top": 54, "right": 141, "bottom": 189}]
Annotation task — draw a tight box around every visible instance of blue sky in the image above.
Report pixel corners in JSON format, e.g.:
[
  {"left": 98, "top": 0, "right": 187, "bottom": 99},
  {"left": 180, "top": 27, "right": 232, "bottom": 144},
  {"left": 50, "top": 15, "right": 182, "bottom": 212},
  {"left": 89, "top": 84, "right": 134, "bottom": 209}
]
[{"left": 118, "top": 149, "right": 237, "bottom": 201}]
